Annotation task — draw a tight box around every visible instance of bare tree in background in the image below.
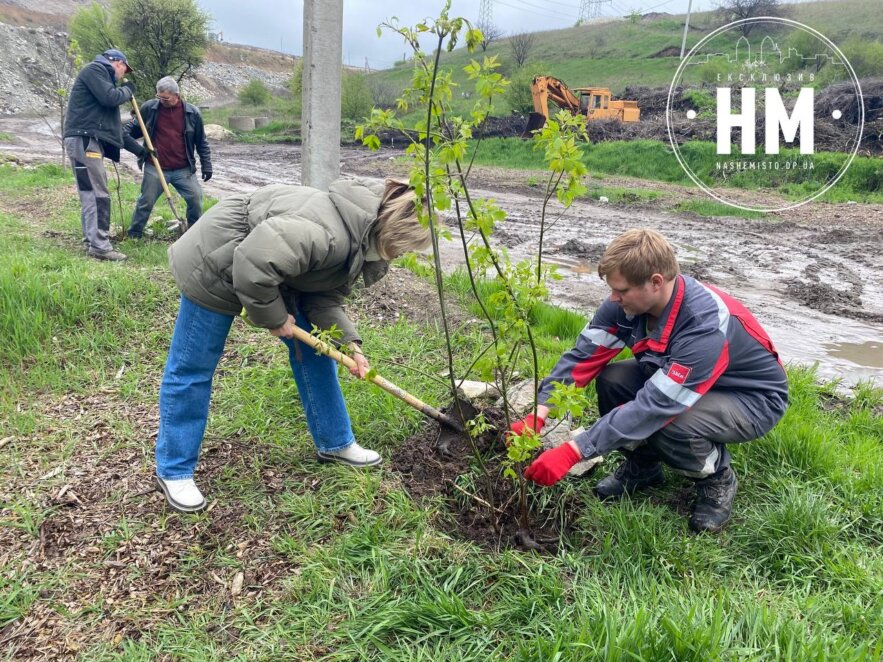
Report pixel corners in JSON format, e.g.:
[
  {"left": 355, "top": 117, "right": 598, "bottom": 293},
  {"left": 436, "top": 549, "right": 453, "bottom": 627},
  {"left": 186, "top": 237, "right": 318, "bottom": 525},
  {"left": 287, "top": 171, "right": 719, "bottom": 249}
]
[
  {"left": 38, "top": 32, "right": 82, "bottom": 170},
  {"left": 476, "top": 20, "right": 503, "bottom": 52},
  {"left": 717, "top": 0, "right": 784, "bottom": 36},
  {"left": 368, "top": 78, "right": 398, "bottom": 109},
  {"left": 509, "top": 32, "right": 535, "bottom": 68}
]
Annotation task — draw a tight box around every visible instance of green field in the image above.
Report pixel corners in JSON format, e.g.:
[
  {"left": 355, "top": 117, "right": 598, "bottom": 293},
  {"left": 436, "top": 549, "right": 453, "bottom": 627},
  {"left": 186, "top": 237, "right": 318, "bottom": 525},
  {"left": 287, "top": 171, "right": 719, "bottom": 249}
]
[
  {"left": 367, "top": 0, "right": 882, "bottom": 110},
  {"left": 1, "top": 163, "right": 881, "bottom": 659},
  {"left": 466, "top": 138, "right": 883, "bottom": 204}
]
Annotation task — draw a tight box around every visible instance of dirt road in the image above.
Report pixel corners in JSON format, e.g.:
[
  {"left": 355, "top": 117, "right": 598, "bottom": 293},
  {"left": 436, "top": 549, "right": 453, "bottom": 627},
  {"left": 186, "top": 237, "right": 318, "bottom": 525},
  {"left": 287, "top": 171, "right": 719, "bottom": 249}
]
[{"left": 2, "top": 117, "right": 881, "bottom": 388}]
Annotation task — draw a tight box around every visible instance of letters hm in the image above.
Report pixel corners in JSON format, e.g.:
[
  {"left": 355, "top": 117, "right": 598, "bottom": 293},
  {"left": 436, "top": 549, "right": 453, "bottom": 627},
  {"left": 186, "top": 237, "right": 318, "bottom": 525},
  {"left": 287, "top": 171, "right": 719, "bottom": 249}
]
[{"left": 716, "top": 87, "right": 814, "bottom": 155}]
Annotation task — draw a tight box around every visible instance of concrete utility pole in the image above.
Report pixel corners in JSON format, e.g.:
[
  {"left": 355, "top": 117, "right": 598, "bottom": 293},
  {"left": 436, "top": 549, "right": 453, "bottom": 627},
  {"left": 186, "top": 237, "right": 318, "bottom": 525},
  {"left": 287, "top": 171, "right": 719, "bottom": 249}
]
[
  {"left": 680, "top": 0, "right": 694, "bottom": 59},
  {"left": 302, "top": 0, "right": 343, "bottom": 190}
]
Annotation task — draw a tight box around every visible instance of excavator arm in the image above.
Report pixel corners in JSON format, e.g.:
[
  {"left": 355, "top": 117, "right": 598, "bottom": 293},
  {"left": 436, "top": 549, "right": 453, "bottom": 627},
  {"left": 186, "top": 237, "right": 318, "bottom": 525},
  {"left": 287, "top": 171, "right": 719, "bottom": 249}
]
[
  {"left": 525, "top": 75, "right": 583, "bottom": 135},
  {"left": 531, "top": 75, "right": 581, "bottom": 117},
  {"left": 523, "top": 75, "right": 639, "bottom": 136}
]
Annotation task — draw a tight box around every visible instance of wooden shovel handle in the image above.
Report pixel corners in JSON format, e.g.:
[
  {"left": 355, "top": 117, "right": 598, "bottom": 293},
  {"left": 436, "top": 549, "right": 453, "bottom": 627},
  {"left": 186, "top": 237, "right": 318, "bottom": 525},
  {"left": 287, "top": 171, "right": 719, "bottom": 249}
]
[
  {"left": 128, "top": 87, "right": 187, "bottom": 231},
  {"left": 289, "top": 325, "right": 463, "bottom": 432},
  {"left": 129, "top": 92, "right": 172, "bottom": 198}
]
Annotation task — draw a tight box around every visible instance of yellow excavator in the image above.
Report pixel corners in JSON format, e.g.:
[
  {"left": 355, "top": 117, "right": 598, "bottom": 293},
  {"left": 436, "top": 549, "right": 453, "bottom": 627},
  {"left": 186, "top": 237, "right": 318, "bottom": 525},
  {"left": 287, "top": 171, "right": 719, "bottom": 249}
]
[{"left": 524, "top": 75, "right": 640, "bottom": 135}]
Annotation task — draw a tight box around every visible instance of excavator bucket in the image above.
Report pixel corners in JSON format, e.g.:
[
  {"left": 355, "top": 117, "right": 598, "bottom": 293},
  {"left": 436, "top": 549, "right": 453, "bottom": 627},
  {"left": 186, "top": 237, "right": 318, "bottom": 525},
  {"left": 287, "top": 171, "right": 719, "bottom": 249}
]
[{"left": 522, "top": 112, "right": 547, "bottom": 138}]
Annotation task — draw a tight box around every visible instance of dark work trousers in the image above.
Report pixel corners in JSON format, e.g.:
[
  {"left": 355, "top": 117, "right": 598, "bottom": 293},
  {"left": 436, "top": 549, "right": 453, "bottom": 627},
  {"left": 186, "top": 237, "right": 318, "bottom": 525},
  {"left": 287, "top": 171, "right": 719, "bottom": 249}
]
[
  {"left": 128, "top": 164, "right": 203, "bottom": 237},
  {"left": 64, "top": 135, "right": 113, "bottom": 253},
  {"left": 595, "top": 359, "right": 758, "bottom": 478}
]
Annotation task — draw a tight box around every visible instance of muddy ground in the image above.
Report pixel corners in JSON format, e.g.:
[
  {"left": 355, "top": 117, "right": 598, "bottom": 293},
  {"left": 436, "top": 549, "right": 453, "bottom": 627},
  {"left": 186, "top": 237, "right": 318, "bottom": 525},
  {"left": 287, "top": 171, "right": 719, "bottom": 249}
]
[
  {"left": 1, "top": 115, "right": 881, "bottom": 655},
  {"left": 1, "top": 116, "right": 881, "bottom": 388}
]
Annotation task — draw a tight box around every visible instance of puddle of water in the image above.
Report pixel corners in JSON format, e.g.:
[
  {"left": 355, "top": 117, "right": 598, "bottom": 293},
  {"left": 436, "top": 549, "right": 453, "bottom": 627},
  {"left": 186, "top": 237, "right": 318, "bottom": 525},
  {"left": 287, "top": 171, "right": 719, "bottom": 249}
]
[
  {"left": 546, "top": 257, "right": 597, "bottom": 276},
  {"left": 568, "top": 261, "right": 596, "bottom": 275},
  {"left": 824, "top": 341, "right": 883, "bottom": 369}
]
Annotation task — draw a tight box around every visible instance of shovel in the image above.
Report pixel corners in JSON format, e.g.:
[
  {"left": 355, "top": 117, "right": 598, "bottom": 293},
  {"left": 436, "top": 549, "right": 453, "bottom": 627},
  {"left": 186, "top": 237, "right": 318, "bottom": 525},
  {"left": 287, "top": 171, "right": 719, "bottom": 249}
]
[
  {"left": 290, "top": 326, "right": 464, "bottom": 433},
  {"left": 128, "top": 86, "right": 188, "bottom": 234}
]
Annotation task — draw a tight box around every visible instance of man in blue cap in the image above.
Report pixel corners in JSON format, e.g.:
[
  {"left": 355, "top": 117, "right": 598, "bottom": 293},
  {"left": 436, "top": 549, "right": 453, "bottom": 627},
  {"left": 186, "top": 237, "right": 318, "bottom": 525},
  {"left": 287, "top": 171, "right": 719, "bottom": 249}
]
[{"left": 64, "top": 49, "right": 142, "bottom": 261}]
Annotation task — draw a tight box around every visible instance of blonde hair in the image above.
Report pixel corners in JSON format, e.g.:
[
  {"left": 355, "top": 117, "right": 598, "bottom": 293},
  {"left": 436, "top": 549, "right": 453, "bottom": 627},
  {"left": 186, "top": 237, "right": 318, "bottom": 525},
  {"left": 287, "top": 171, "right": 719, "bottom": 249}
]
[
  {"left": 373, "top": 179, "right": 431, "bottom": 260},
  {"left": 597, "top": 228, "right": 679, "bottom": 284}
]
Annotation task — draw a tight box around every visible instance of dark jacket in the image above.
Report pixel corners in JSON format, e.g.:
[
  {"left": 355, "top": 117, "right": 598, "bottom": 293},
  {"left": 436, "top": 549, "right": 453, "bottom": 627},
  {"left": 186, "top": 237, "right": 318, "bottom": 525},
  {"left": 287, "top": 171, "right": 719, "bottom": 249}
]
[
  {"left": 64, "top": 56, "right": 141, "bottom": 161},
  {"left": 539, "top": 275, "right": 788, "bottom": 459},
  {"left": 168, "top": 179, "right": 389, "bottom": 344},
  {"left": 125, "top": 98, "right": 212, "bottom": 176}
]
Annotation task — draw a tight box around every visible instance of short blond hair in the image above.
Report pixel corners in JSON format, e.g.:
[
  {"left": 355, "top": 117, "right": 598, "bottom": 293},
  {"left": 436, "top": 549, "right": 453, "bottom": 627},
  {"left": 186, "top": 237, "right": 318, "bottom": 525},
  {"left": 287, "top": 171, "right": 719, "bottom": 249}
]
[
  {"left": 373, "top": 179, "right": 431, "bottom": 260},
  {"left": 597, "top": 228, "right": 679, "bottom": 284}
]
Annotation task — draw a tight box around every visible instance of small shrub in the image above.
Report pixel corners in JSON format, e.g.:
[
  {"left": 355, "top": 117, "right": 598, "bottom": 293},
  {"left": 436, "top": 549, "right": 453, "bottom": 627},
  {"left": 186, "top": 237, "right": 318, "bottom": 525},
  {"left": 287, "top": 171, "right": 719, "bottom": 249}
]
[
  {"left": 341, "top": 72, "right": 372, "bottom": 121},
  {"left": 505, "top": 61, "right": 552, "bottom": 114},
  {"left": 287, "top": 61, "right": 303, "bottom": 116},
  {"left": 238, "top": 78, "right": 271, "bottom": 106},
  {"left": 840, "top": 38, "right": 883, "bottom": 79}
]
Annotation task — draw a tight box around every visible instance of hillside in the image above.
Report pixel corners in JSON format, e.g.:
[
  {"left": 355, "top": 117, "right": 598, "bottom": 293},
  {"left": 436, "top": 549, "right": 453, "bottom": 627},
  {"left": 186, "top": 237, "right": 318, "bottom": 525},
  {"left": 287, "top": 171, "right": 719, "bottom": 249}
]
[
  {"left": 365, "top": 0, "right": 881, "bottom": 153},
  {"left": 369, "top": 0, "right": 881, "bottom": 95},
  {"left": 0, "top": 0, "right": 298, "bottom": 114},
  {"left": 0, "top": 23, "right": 296, "bottom": 115}
]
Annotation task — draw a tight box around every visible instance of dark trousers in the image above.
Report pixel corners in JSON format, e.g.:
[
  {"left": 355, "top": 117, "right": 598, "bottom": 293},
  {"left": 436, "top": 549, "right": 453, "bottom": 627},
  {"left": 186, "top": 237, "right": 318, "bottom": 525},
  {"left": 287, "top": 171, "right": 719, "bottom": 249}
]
[
  {"left": 65, "top": 136, "right": 112, "bottom": 252},
  {"left": 129, "top": 163, "right": 203, "bottom": 237},
  {"left": 595, "top": 360, "right": 758, "bottom": 478}
]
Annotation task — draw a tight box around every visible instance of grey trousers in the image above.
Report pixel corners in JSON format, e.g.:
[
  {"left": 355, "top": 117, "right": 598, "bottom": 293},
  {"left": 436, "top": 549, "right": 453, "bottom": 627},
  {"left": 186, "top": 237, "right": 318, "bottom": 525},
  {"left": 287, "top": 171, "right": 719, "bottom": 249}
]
[
  {"left": 596, "top": 360, "right": 758, "bottom": 478},
  {"left": 65, "top": 136, "right": 112, "bottom": 253}
]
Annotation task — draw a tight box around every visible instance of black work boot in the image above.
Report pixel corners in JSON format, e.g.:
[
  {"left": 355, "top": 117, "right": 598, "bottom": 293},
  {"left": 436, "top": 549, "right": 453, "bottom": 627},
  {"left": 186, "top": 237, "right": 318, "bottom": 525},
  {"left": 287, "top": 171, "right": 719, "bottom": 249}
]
[
  {"left": 689, "top": 467, "right": 738, "bottom": 533},
  {"left": 593, "top": 456, "right": 665, "bottom": 501}
]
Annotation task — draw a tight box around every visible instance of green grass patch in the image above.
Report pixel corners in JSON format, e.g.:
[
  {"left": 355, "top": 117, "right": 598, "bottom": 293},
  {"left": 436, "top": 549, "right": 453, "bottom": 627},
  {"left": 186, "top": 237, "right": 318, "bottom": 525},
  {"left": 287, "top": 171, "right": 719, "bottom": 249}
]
[
  {"left": 675, "top": 199, "right": 764, "bottom": 219},
  {"left": 468, "top": 138, "right": 883, "bottom": 203},
  {"left": 367, "top": 0, "right": 880, "bottom": 111},
  {"left": 588, "top": 185, "right": 662, "bottom": 204},
  {"left": 1, "top": 163, "right": 881, "bottom": 659}
]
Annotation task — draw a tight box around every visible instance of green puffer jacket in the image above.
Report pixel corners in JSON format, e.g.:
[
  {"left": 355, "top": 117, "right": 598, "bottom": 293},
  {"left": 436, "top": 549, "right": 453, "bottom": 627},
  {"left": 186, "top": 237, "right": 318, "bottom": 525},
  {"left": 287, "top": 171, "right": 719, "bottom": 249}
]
[{"left": 168, "top": 179, "right": 390, "bottom": 344}]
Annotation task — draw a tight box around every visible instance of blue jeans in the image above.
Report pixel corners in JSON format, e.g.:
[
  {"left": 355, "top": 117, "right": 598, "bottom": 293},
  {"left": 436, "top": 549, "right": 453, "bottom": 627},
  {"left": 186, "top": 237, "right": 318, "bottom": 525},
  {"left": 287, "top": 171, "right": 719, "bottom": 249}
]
[
  {"left": 155, "top": 296, "right": 356, "bottom": 480},
  {"left": 128, "top": 164, "right": 203, "bottom": 237}
]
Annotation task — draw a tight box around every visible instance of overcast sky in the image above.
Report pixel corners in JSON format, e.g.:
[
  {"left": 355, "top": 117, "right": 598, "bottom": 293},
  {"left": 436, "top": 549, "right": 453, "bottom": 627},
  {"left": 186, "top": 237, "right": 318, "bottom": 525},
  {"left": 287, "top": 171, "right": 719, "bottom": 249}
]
[{"left": 196, "top": 0, "right": 728, "bottom": 70}]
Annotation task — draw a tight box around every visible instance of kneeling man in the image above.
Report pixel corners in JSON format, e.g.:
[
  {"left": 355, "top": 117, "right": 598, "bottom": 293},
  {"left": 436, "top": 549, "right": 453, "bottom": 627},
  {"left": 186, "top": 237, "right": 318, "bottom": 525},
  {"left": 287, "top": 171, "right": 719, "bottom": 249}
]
[{"left": 512, "top": 229, "right": 788, "bottom": 533}]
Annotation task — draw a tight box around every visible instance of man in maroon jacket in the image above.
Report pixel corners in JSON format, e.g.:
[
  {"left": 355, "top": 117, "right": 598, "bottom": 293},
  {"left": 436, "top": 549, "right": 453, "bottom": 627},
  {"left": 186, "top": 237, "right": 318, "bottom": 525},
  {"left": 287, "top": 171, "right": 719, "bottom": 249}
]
[
  {"left": 125, "top": 76, "right": 212, "bottom": 238},
  {"left": 511, "top": 229, "right": 788, "bottom": 532}
]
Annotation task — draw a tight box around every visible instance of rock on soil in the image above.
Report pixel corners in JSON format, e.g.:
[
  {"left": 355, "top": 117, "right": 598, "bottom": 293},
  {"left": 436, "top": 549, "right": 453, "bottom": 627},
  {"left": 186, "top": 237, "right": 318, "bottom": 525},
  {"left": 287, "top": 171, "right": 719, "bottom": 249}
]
[
  {"left": 0, "top": 24, "right": 69, "bottom": 115},
  {"left": 555, "top": 239, "right": 607, "bottom": 261},
  {"left": 0, "top": 22, "right": 292, "bottom": 116},
  {"left": 204, "top": 124, "right": 235, "bottom": 142}
]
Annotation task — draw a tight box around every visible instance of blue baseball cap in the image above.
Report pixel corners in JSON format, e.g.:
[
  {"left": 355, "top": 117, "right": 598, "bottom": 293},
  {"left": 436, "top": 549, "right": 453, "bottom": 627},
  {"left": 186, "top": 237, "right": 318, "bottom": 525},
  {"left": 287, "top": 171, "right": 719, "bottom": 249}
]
[{"left": 103, "top": 49, "right": 133, "bottom": 73}]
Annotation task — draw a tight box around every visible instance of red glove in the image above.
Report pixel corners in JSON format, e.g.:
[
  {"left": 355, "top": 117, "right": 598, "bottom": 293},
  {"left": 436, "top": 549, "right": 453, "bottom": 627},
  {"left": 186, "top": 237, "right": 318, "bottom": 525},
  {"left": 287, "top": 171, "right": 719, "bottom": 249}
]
[
  {"left": 508, "top": 414, "right": 546, "bottom": 442},
  {"left": 524, "top": 443, "right": 581, "bottom": 486}
]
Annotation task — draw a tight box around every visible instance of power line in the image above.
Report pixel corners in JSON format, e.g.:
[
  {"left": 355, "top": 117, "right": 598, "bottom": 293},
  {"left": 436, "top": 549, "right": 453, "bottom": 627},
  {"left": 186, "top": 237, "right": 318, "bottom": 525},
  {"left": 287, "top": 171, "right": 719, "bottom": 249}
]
[
  {"left": 506, "top": 0, "right": 581, "bottom": 9},
  {"left": 579, "top": 0, "right": 614, "bottom": 21},
  {"left": 502, "top": 0, "right": 580, "bottom": 19},
  {"left": 494, "top": 0, "right": 580, "bottom": 21},
  {"left": 479, "top": 0, "right": 493, "bottom": 25}
]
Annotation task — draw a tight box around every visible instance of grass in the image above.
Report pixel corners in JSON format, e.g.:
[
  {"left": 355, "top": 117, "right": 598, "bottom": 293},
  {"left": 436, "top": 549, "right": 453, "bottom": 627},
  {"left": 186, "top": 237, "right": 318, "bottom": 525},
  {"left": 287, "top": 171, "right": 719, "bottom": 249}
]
[
  {"left": 675, "top": 199, "right": 765, "bottom": 219},
  {"left": 0, "top": 163, "right": 881, "bottom": 659},
  {"left": 367, "top": 0, "right": 882, "bottom": 108},
  {"left": 467, "top": 138, "right": 883, "bottom": 204},
  {"left": 0, "top": 132, "right": 13, "bottom": 142},
  {"left": 201, "top": 97, "right": 301, "bottom": 142},
  {"left": 587, "top": 184, "right": 662, "bottom": 205}
]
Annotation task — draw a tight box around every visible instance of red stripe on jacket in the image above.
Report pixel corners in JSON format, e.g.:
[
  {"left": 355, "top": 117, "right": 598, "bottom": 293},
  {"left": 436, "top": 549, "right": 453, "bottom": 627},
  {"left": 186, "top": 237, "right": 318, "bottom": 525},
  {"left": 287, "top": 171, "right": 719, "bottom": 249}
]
[
  {"left": 704, "top": 283, "right": 781, "bottom": 365},
  {"left": 571, "top": 347, "right": 622, "bottom": 386}
]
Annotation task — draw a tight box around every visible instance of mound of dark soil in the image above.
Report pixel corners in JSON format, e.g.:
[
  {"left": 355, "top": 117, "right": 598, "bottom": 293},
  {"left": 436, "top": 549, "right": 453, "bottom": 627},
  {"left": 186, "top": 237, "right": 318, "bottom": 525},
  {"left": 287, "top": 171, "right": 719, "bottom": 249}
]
[
  {"left": 785, "top": 279, "right": 862, "bottom": 314},
  {"left": 555, "top": 239, "right": 607, "bottom": 261},
  {"left": 391, "top": 404, "right": 583, "bottom": 552}
]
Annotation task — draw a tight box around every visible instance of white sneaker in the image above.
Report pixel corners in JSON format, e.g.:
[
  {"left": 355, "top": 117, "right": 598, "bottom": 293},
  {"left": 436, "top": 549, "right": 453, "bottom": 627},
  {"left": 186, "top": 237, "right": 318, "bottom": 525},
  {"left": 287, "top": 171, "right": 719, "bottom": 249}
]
[
  {"left": 317, "top": 441, "right": 382, "bottom": 467},
  {"left": 154, "top": 476, "right": 207, "bottom": 513}
]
